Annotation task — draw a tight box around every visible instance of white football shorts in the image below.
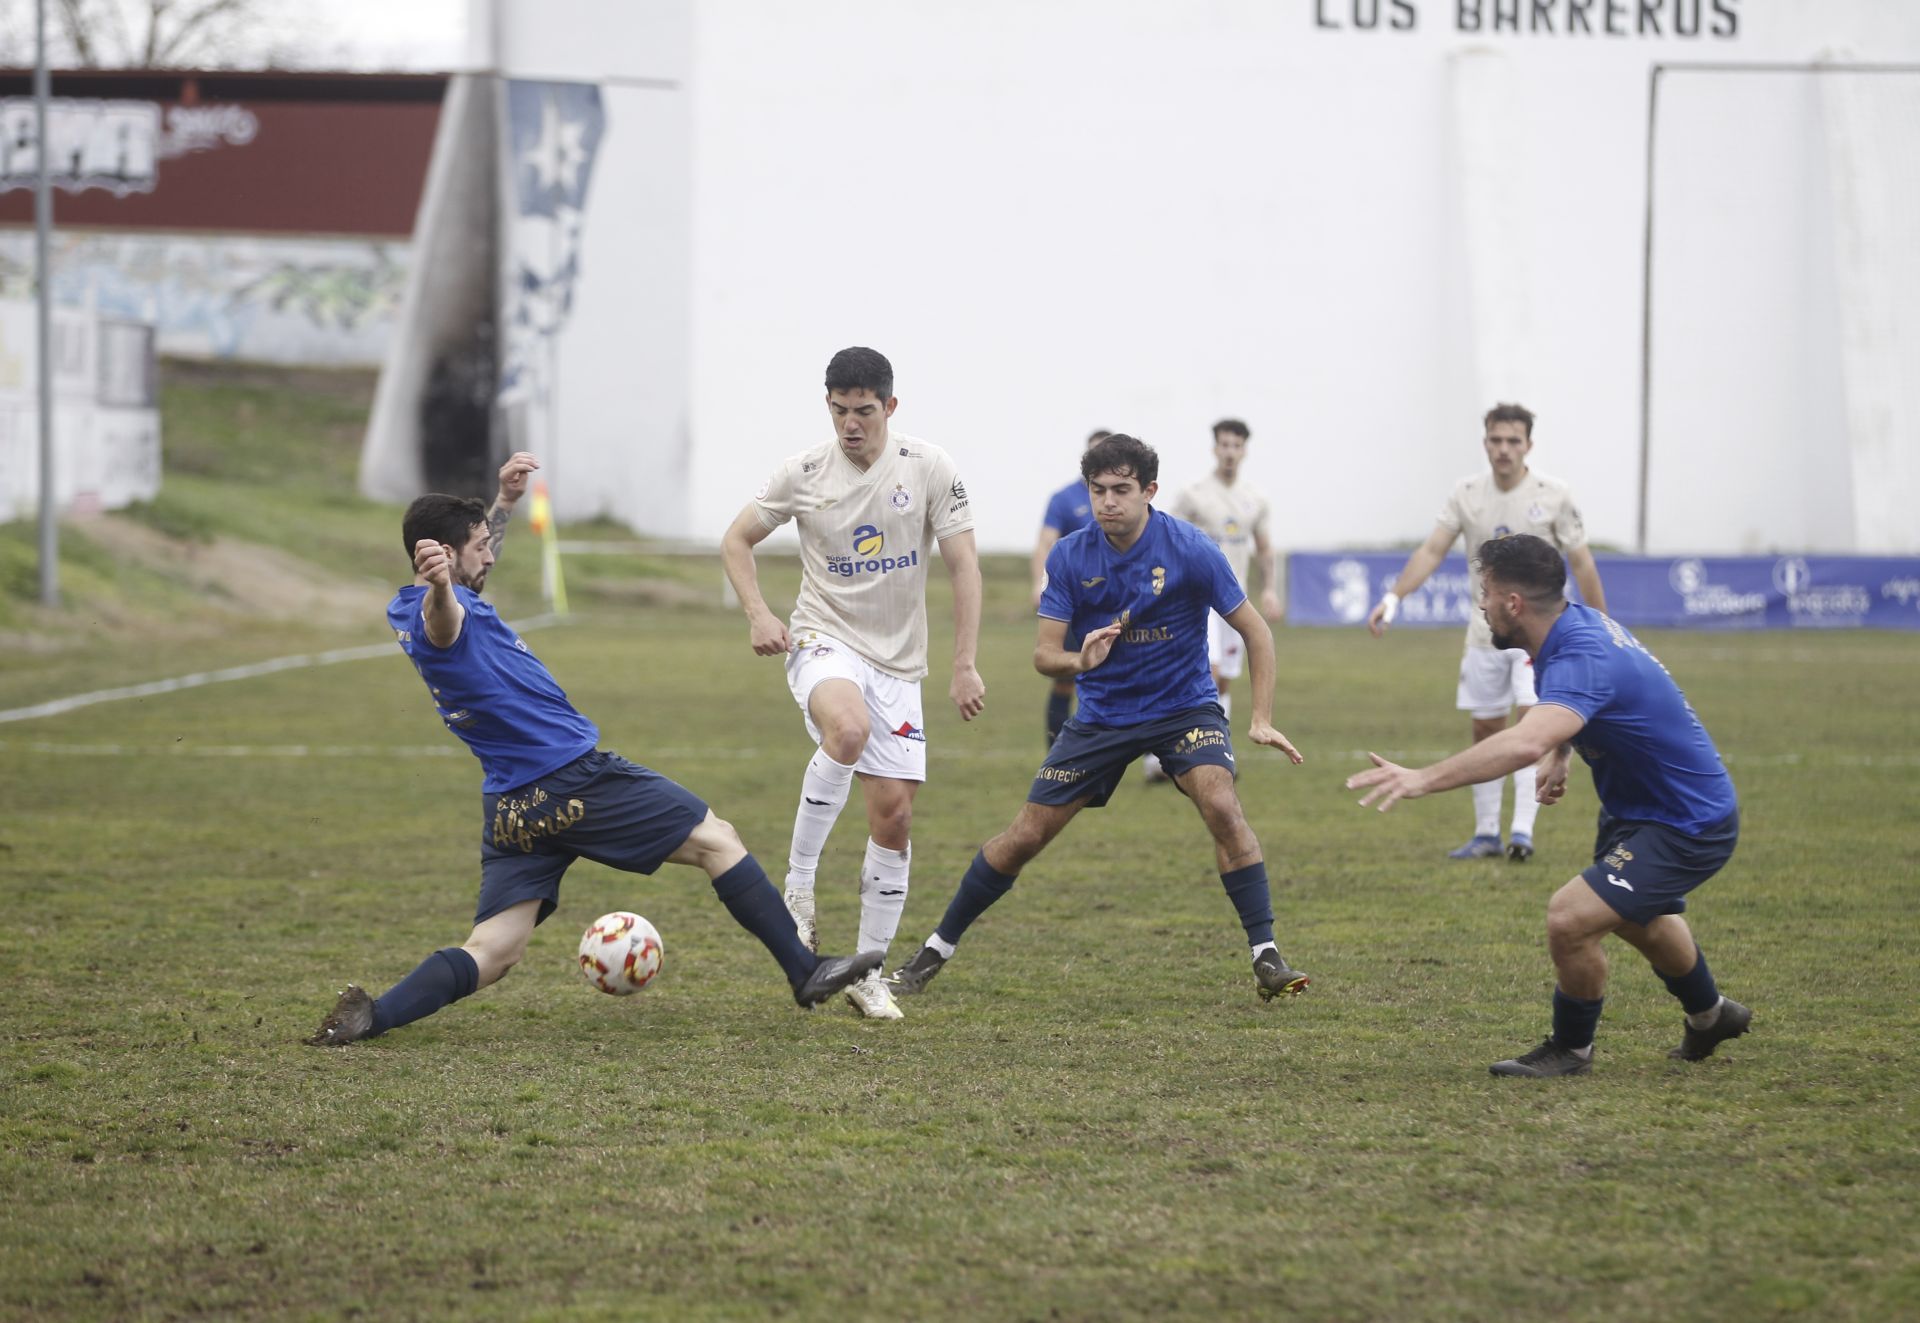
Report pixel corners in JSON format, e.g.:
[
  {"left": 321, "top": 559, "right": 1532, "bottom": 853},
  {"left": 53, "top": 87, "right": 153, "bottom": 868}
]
[
  {"left": 1456, "top": 644, "right": 1538, "bottom": 719},
  {"left": 1206, "top": 610, "right": 1245, "bottom": 680},
  {"left": 785, "top": 630, "right": 927, "bottom": 782}
]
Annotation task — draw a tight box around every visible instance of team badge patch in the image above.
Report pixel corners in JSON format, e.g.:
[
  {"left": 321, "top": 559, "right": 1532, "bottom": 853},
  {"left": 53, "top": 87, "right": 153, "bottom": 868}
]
[
  {"left": 1152, "top": 566, "right": 1167, "bottom": 596},
  {"left": 1527, "top": 503, "right": 1547, "bottom": 522},
  {"left": 890, "top": 484, "right": 913, "bottom": 513}
]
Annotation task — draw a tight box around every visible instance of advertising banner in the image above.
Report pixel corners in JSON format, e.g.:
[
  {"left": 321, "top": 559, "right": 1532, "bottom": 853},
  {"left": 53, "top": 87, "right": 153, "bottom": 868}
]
[{"left": 1287, "top": 552, "right": 1920, "bottom": 631}]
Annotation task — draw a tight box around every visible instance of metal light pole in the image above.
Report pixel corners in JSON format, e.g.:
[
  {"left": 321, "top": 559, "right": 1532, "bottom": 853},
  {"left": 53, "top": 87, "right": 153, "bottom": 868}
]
[{"left": 34, "top": 0, "right": 58, "bottom": 606}]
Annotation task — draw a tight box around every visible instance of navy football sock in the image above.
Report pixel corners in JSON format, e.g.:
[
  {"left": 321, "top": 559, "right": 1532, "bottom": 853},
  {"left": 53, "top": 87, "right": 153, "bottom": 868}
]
[
  {"left": 1045, "top": 691, "right": 1071, "bottom": 743},
  {"left": 711, "top": 854, "right": 818, "bottom": 989},
  {"left": 371, "top": 946, "right": 480, "bottom": 1036},
  {"left": 1219, "top": 862, "right": 1275, "bottom": 948},
  {"left": 933, "top": 850, "right": 1017, "bottom": 946},
  {"left": 1551, "top": 987, "right": 1605, "bottom": 1052},
  {"left": 1659, "top": 946, "right": 1721, "bottom": 1016}
]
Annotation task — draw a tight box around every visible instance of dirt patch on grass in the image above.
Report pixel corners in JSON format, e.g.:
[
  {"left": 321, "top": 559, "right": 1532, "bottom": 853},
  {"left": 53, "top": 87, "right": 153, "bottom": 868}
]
[{"left": 73, "top": 514, "right": 389, "bottom": 629}]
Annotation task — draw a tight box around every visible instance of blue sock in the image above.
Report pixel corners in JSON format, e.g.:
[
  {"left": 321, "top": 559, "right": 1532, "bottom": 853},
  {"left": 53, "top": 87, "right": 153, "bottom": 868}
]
[
  {"left": 1220, "top": 862, "right": 1275, "bottom": 948},
  {"left": 711, "top": 854, "right": 818, "bottom": 990},
  {"left": 371, "top": 946, "right": 480, "bottom": 1035},
  {"left": 934, "top": 850, "right": 1016, "bottom": 945},
  {"left": 1045, "top": 691, "right": 1071, "bottom": 744},
  {"left": 1551, "top": 987, "right": 1605, "bottom": 1051},
  {"left": 1659, "top": 946, "right": 1720, "bottom": 1015}
]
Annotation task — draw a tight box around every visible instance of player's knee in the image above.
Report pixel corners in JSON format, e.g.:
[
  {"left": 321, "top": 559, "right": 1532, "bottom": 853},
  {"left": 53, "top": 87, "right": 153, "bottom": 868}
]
[
  {"left": 819, "top": 721, "right": 870, "bottom": 765},
  {"left": 871, "top": 800, "right": 912, "bottom": 846}
]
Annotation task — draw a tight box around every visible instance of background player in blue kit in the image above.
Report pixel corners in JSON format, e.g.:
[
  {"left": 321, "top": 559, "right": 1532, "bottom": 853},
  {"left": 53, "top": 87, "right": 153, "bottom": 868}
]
[
  {"left": 1348, "top": 534, "right": 1752, "bottom": 1078},
  {"left": 1031, "top": 428, "right": 1110, "bottom": 745},
  {"left": 891, "top": 434, "right": 1313, "bottom": 1001},
  {"left": 308, "top": 457, "right": 881, "bottom": 1044}
]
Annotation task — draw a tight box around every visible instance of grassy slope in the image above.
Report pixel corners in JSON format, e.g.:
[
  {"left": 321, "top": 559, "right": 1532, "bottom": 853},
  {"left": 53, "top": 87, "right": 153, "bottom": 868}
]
[{"left": 1, "top": 367, "right": 1916, "bottom": 1321}]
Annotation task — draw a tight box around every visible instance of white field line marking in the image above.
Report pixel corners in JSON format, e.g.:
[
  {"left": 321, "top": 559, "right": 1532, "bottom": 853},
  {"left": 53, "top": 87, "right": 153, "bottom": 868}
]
[{"left": 0, "top": 615, "right": 563, "bottom": 727}]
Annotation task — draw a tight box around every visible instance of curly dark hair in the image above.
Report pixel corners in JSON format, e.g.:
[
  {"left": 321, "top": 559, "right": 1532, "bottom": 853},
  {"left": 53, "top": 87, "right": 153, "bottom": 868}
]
[
  {"left": 1475, "top": 534, "right": 1566, "bottom": 605},
  {"left": 1081, "top": 433, "right": 1158, "bottom": 487},
  {"left": 402, "top": 493, "right": 487, "bottom": 560}
]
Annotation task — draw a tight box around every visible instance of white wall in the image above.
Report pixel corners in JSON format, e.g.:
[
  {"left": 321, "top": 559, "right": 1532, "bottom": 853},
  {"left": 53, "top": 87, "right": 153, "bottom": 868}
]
[{"left": 679, "top": 1, "right": 1920, "bottom": 552}]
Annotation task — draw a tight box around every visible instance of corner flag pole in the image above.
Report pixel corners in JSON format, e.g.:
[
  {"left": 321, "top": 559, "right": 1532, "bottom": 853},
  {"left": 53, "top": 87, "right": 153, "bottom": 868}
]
[{"left": 527, "top": 478, "right": 567, "bottom": 616}]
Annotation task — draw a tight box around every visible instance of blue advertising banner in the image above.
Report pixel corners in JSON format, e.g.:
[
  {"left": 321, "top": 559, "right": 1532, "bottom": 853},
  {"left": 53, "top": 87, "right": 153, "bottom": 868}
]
[{"left": 1287, "top": 552, "right": 1920, "bottom": 631}]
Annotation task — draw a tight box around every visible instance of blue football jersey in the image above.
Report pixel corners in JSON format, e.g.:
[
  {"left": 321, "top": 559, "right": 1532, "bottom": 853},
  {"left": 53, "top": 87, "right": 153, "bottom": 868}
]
[
  {"left": 388, "top": 585, "right": 599, "bottom": 794},
  {"left": 1042, "top": 478, "right": 1096, "bottom": 536},
  {"left": 1533, "top": 604, "right": 1737, "bottom": 833},
  {"left": 1038, "top": 509, "right": 1248, "bottom": 727}
]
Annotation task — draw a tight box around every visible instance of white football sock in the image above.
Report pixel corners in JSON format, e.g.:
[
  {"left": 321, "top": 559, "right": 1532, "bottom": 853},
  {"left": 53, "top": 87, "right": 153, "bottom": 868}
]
[
  {"left": 1218, "top": 691, "right": 1232, "bottom": 720},
  {"left": 1471, "top": 778, "right": 1503, "bottom": 838},
  {"left": 857, "top": 838, "right": 910, "bottom": 956},
  {"left": 1685, "top": 996, "right": 1724, "bottom": 1030},
  {"left": 925, "top": 933, "right": 957, "bottom": 959},
  {"left": 1250, "top": 940, "right": 1278, "bottom": 959},
  {"left": 787, "top": 748, "right": 856, "bottom": 889},
  {"left": 1510, "top": 766, "right": 1540, "bottom": 837}
]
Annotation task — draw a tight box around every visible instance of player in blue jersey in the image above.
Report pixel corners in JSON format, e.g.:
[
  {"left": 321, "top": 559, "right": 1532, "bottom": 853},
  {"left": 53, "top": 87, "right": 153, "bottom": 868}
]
[
  {"left": 1348, "top": 533, "right": 1752, "bottom": 1077},
  {"left": 1032, "top": 429, "right": 1110, "bottom": 746},
  {"left": 889, "top": 434, "right": 1313, "bottom": 1002},
  {"left": 307, "top": 456, "right": 881, "bottom": 1045}
]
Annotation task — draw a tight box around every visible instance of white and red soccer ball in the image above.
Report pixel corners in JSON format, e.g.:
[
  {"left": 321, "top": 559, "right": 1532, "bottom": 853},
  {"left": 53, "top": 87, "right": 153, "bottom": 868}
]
[{"left": 577, "top": 911, "right": 663, "bottom": 995}]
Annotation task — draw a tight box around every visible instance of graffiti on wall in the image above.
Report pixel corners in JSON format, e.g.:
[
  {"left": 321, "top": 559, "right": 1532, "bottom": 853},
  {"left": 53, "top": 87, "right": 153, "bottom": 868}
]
[
  {"left": 0, "top": 98, "right": 259, "bottom": 196},
  {"left": 0, "top": 232, "right": 406, "bottom": 365}
]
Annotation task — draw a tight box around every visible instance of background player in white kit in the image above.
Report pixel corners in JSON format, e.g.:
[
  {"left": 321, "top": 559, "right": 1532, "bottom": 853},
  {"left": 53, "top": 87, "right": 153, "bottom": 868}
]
[
  {"left": 1366, "top": 403, "right": 1607, "bottom": 861},
  {"left": 721, "top": 347, "right": 985, "bottom": 1019},
  {"left": 1145, "top": 418, "right": 1282, "bottom": 783}
]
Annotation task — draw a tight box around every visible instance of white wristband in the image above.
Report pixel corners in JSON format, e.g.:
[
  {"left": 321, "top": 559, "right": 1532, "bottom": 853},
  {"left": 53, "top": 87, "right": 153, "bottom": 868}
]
[{"left": 1378, "top": 592, "right": 1400, "bottom": 623}]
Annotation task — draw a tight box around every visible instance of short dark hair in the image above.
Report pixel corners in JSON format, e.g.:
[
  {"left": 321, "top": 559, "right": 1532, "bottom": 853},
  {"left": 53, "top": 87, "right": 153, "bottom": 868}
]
[
  {"left": 1082, "top": 433, "right": 1158, "bottom": 487},
  {"left": 1484, "top": 402, "right": 1535, "bottom": 437},
  {"left": 402, "top": 493, "right": 488, "bottom": 560},
  {"left": 1475, "top": 534, "right": 1566, "bottom": 606},
  {"left": 1212, "top": 418, "right": 1250, "bottom": 440},
  {"left": 1085, "top": 428, "right": 1112, "bottom": 445},
  {"left": 825, "top": 346, "right": 893, "bottom": 399}
]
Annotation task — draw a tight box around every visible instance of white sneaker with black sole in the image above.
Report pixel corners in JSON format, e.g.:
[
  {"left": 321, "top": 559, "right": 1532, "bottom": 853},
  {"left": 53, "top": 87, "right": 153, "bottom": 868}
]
[
  {"left": 783, "top": 886, "right": 817, "bottom": 954},
  {"left": 844, "top": 968, "right": 904, "bottom": 1020}
]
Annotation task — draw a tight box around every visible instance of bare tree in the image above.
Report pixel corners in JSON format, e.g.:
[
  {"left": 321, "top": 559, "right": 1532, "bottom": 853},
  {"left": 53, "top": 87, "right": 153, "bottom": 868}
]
[{"left": 2, "top": 0, "right": 300, "bottom": 69}]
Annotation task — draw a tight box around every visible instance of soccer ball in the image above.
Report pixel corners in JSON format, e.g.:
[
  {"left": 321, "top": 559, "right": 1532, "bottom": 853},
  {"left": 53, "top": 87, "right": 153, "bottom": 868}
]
[{"left": 577, "top": 911, "right": 663, "bottom": 996}]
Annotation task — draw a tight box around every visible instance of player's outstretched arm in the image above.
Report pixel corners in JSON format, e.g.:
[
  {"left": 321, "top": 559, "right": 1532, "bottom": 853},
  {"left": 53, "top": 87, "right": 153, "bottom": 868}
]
[
  {"left": 1368, "top": 523, "right": 1456, "bottom": 636},
  {"left": 1225, "top": 599, "right": 1302, "bottom": 764},
  {"left": 485, "top": 452, "right": 540, "bottom": 557},
  {"left": 415, "top": 539, "right": 468, "bottom": 648},
  {"left": 1034, "top": 617, "right": 1120, "bottom": 678},
  {"left": 719, "top": 505, "right": 791, "bottom": 656},
  {"left": 1347, "top": 704, "right": 1585, "bottom": 811},
  {"left": 939, "top": 530, "right": 986, "bottom": 721},
  {"left": 1567, "top": 545, "right": 1608, "bottom": 616}
]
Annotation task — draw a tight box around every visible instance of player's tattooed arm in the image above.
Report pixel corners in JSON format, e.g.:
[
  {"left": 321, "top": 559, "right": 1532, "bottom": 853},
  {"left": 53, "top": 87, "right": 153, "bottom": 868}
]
[{"left": 487, "top": 452, "right": 541, "bottom": 555}]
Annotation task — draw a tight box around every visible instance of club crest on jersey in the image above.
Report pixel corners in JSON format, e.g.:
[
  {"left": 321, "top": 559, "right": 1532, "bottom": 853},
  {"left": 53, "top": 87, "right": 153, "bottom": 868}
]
[
  {"left": 1152, "top": 566, "right": 1167, "bottom": 596},
  {"left": 826, "top": 524, "right": 920, "bottom": 579},
  {"left": 890, "top": 484, "right": 913, "bottom": 513},
  {"left": 1527, "top": 503, "right": 1547, "bottom": 522}
]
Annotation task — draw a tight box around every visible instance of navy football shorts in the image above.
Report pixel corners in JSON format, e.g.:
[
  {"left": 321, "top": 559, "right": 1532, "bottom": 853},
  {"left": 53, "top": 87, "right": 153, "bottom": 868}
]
[
  {"left": 1028, "top": 704, "right": 1235, "bottom": 808},
  {"left": 475, "top": 750, "right": 709, "bottom": 926},
  {"left": 1580, "top": 808, "right": 1739, "bottom": 926}
]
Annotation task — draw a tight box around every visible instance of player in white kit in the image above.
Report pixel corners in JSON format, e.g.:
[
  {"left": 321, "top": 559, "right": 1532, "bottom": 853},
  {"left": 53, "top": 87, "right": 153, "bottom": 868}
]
[
  {"left": 720, "top": 348, "right": 985, "bottom": 1019},
  {"left": 1145, "top": 418, "right": 1282, "bottom": 782},
  {"left": 1366, "top": 403, "right": 1607, "bottom": 861}
]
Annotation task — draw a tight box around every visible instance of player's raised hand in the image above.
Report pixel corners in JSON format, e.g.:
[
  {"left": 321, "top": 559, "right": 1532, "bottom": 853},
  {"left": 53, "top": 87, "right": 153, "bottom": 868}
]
[
  {"left": 1077, "top": 622, "right": 1124, "bottom": 672},
  {"left": 414, "top": 538, "right": 454, "bottom": 588},
  {"left": 1248, "top": 721, "right": 1304, "bottom": 765},
  {"left": 748, "top": 611, "right": 791, "bottom": 657},
  {"left": 1346, "top": 752, "right": 1428, "bottom": 812},
  {"left": 950, "top": 664, "right": 986, "bottom": 721},
  {"left": 496, "top": 452, "right": 540, "bottom": 506}
]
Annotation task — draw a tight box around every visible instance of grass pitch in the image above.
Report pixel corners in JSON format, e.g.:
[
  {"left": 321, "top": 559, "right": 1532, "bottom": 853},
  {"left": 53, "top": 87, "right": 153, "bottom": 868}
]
[{"left": 2, "top": 373, "right": 1917, "bottom": 1321}]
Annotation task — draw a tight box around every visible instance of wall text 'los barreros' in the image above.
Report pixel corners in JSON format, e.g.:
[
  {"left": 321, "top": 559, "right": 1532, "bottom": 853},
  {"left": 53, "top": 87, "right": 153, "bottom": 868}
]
[{"left": 1314, "top": 0, "right": 1740, "bottom": 37}]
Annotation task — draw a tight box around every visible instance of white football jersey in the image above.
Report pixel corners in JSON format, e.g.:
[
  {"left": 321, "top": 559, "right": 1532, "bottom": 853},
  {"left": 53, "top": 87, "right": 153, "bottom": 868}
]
[
  {"left": 1436, "top": 468, "right": 1588, "bottom": 649},
  {"left": 753, "top": 433, "right": 973, "bottom": 679},
  {"left": 1170, "top": 474, "right": 1270, "bottom": 588}
]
